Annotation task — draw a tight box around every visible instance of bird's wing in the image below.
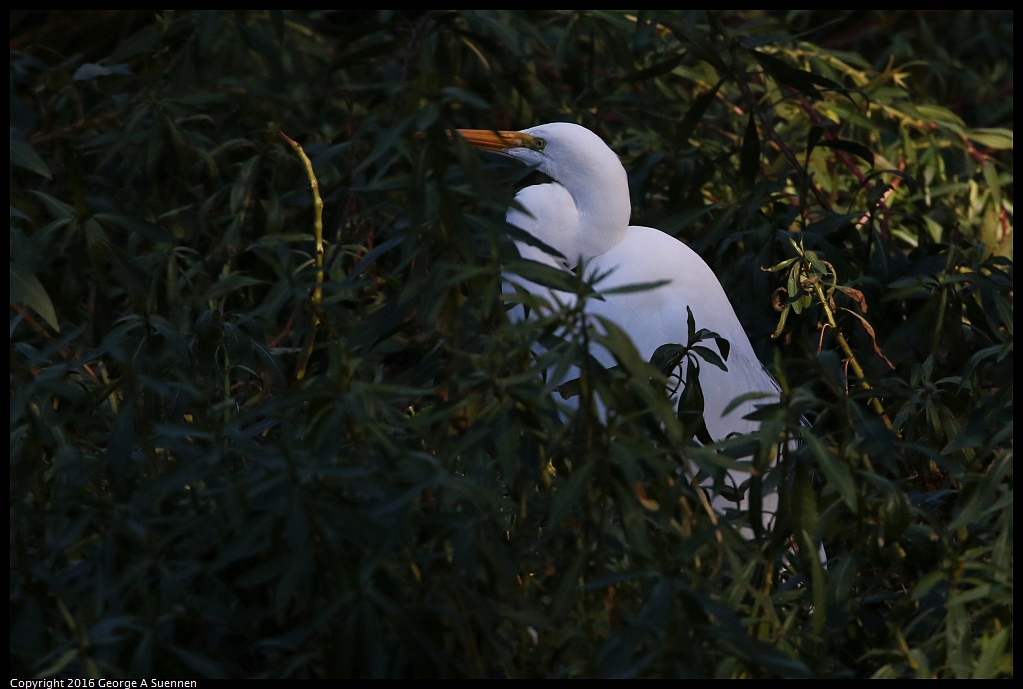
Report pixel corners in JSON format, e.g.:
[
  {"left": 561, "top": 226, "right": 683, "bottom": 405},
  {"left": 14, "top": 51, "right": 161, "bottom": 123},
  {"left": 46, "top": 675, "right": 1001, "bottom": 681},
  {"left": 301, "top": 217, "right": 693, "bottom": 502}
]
[
  {"left": 582, "top": 226, "right": 780, "bottom": 439},
  {"left": 503, "top": 183, "right": 581, "bottom": 320},
  {"left": 506, "top": 182, "right": 580, "bottom": 269},
  {"left": 581, "top": 226, "right": 790, "bottom": 533}
]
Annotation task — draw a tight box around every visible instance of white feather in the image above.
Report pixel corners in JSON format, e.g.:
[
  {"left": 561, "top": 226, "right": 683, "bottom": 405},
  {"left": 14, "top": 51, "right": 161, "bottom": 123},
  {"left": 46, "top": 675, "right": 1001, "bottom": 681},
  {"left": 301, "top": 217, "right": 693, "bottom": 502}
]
[{"left": 466, "top": 122, "right": 810, "bottom": 543}]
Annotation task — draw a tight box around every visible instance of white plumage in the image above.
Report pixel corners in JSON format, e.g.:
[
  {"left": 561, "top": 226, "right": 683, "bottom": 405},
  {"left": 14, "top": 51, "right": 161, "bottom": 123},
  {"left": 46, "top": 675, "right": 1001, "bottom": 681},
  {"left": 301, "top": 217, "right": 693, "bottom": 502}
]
[{"left": 459, "top": 122, "right": 789, "bottom": 529}]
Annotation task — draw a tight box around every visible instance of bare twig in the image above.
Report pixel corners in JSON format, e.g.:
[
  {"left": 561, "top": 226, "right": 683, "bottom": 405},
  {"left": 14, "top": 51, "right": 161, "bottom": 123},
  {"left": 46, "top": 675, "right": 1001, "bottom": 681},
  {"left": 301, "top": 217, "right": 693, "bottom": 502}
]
[{"left": 281, "top": 132, "right": 325, "bottom": 381}]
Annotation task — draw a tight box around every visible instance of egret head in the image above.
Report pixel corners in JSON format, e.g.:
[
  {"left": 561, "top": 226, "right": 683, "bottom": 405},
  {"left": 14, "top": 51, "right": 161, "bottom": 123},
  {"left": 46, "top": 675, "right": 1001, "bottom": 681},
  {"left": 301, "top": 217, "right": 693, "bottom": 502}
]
[
  {"left": 457, "top": 123, "right": 632, "bottom": 259},
  {"left": 457, "top": 122, "right": 625, "bottom": 190}
]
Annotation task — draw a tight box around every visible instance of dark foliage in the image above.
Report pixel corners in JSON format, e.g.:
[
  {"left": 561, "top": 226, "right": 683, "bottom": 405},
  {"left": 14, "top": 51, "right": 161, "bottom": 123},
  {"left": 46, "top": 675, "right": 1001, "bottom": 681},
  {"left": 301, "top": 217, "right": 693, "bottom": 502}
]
[{"left": 11, "top": 10, "right": 1012, "bottom": 678}]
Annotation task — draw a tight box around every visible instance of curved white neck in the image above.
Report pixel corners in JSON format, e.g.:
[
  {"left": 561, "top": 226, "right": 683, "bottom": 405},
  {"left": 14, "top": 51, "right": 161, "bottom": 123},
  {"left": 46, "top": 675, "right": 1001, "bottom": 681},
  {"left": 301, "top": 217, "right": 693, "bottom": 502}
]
[{"left": 564, "top": 156, "right": 631, "bottom": 261}]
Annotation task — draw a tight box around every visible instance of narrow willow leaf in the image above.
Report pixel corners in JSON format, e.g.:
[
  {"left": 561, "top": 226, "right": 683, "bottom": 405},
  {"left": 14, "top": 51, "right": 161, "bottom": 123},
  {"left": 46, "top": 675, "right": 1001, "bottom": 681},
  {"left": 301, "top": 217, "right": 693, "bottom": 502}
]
[{"left": 10, "top": 263, "right": 59, "bottom": 332}]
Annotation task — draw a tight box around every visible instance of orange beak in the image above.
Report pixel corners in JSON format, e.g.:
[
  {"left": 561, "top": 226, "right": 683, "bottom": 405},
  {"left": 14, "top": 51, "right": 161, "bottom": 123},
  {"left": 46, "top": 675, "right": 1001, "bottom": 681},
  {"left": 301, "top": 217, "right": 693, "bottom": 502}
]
[{"left": 455, "top": 129, "right": 533, "bottom": 152}]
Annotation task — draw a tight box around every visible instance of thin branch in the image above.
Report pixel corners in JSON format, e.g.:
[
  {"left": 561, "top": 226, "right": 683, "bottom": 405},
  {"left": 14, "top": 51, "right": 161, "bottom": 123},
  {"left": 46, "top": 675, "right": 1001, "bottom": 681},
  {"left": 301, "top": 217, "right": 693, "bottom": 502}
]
[{"left": 281, "top": 132, "right": 325, "bottom": 381}]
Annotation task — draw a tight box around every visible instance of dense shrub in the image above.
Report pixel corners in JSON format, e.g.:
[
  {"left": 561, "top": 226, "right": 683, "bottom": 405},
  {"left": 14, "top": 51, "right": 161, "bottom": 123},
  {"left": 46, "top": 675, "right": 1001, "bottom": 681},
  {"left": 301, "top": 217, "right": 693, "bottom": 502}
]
[{"left": 10, "top": 10, "right": 1012, "bottom": 678}]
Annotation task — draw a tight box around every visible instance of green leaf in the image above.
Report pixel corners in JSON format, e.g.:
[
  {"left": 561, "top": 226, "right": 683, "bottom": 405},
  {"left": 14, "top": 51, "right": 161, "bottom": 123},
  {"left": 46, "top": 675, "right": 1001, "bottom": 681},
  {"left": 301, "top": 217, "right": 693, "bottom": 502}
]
[
  {"left": 597, "top": 279, "right": 670, "bottom": 296},
  {"left": 548, "top": 462, "right": 595, "bottom": 528},
  {"left": 966, "top": 127, "right": 1013, "bottom": 150},
  {"left": 676, "top": 78, "right": 724, "bottom": 146},
  {"left": 914, "top": 103, "right": 966, "bottom": 128},
  {"left": 625, "top": 52, "right": 685, "bottom": 82},
  {"left": 505, "top": 258, "right": 583, "bottom": 295},
  {"left": 10, "top": 263, "right": 59, "bottom": 332},
  {"left": 671, "top": 21, "right": 728, "bottom": 72},
  {"left": 973, "top": 627, "right": 1011, "bottom": 679},
  {"left": 815, "top": 138, "right": 875, "bottom": 168},
  {"left": 678, "top": 357, "right": 711, "bottom": 443},
  {"left": 10, "top": 139, "right": 52, "bottom": 179},
  {"left": 750, "top": 49, "right": 844, "bottom": 95},
  {"left": 740, "top": 113, "right": 760, "bottom": 188},
  {"left": 800, "top": 427, "right": 856, "bottom": 509},
  {"left": 204, "top": 274, "right": 268, "bottom": 300}
]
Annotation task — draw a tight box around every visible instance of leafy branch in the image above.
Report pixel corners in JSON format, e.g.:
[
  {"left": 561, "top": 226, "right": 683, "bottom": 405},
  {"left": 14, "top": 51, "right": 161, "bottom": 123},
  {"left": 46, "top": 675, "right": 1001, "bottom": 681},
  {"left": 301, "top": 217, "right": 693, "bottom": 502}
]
[{"left": 766, "top": 239, "right": 895, "bottom": 430}]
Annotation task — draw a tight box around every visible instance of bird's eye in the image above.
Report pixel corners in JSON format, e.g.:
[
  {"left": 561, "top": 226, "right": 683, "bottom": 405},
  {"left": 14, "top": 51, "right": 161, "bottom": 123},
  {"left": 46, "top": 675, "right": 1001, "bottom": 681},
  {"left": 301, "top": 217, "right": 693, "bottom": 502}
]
[{"left": 533, "top": 137, "right": 546, "bottom": 151}]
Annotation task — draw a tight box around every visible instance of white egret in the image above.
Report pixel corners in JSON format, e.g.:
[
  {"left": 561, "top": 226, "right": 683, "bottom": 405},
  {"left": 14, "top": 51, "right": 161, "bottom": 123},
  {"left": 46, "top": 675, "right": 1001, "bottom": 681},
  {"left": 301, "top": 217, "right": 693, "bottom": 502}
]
[{"left": 458, "top": 122, "right": 794, "bottom": 534}]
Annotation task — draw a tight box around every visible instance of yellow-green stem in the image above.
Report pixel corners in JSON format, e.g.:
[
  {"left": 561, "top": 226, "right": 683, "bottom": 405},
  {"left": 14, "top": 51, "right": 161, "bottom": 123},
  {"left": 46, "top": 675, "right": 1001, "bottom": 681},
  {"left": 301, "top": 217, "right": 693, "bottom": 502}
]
[
  {"left": 812, "top": 281, "right": 894, "bottom": 431},
  {"left": 281, "top": 132, "right": 325, "bottom": 381}
]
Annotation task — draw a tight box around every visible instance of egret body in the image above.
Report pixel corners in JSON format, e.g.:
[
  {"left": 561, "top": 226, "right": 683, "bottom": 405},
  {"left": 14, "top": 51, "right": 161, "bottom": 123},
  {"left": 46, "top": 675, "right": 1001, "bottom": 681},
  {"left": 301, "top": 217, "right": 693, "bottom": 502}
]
[{"left": 458, "top": 123, "right": 791, "bottom": 528}]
